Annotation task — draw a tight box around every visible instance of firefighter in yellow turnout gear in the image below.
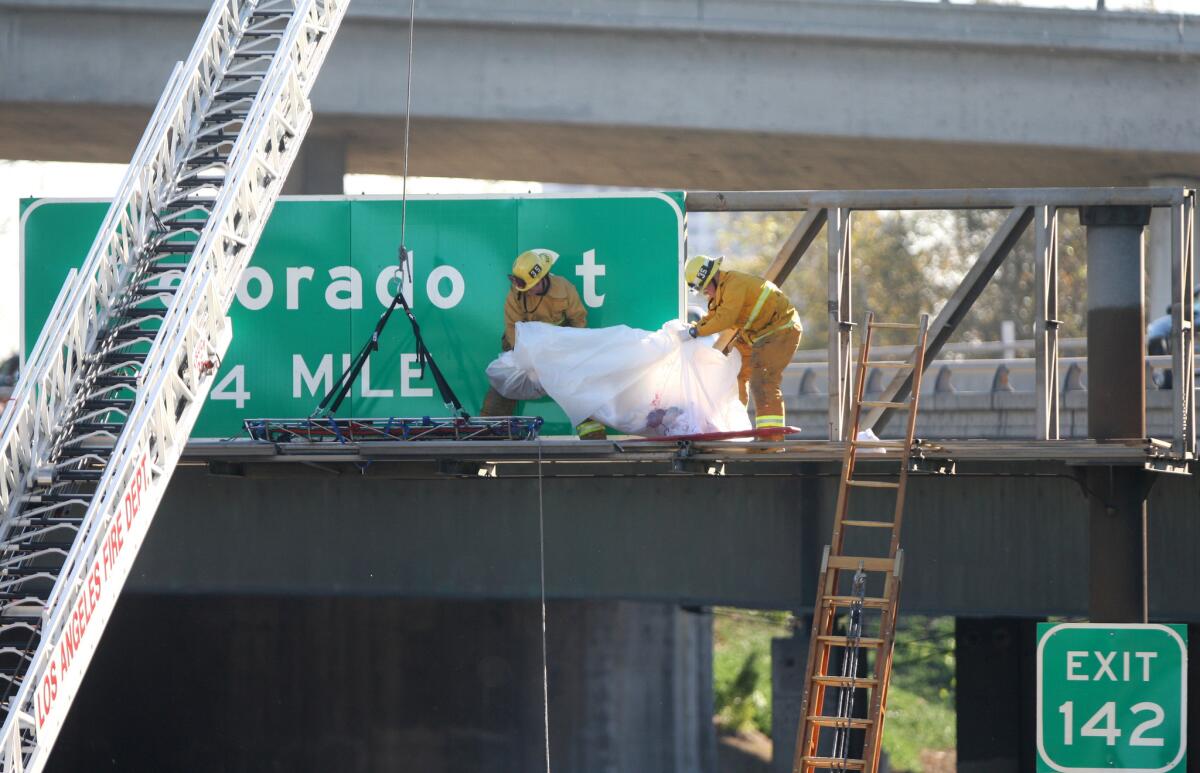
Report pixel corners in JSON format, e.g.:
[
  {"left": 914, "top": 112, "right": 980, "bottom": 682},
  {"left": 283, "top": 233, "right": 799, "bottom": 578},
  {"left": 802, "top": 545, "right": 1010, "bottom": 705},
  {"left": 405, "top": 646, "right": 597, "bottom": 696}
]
[
  {"left": 684, "top": 255, "right": 802, "bottom": 441},
  {"left": 480, "top": 249, "right": 607, "bottom": 440}
]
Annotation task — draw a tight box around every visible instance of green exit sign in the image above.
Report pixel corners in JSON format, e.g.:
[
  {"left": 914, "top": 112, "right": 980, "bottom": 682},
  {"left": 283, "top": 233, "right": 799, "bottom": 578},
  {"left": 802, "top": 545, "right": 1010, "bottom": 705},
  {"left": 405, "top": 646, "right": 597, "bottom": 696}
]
[{"left": 1038, "top": 623, "right": 1187, "bottom": 773}]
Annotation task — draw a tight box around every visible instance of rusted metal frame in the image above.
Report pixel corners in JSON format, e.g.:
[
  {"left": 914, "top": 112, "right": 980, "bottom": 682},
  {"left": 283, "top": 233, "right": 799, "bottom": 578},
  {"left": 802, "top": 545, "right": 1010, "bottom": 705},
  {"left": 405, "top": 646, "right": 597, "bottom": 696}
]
[
  {"left": 794, "top": 316, "right": 877, "bottom": 773},
  {"left": 828, "top": 208, "right": 854, "bottom": 441},
  {"left": 866, "top": 206, "right": 1033, "bottom": 434},
  {"left": 716, "top": 207, "right": 827, "bottom": 354},
  {"left": 1171, "top": 193, "right": 1196, "bottom": 458},
  {"left": 765, "top": 207, "right": 829, "bottom": 286},
  {"left": 1035, "top": 206, "right": 1061, "bottom": 440},
  {"left": 861, "top": 314, "right": 929, "bottom": 773},
  {"left": 686, "top": 187, "right": 1188, "bottom": 212}
]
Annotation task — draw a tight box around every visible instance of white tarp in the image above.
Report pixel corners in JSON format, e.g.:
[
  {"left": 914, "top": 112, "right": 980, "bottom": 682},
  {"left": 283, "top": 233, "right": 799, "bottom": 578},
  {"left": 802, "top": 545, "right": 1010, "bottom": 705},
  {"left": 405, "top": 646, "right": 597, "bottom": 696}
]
[{"left": 487, "top": 320, "right": 751, "bottom": 436}]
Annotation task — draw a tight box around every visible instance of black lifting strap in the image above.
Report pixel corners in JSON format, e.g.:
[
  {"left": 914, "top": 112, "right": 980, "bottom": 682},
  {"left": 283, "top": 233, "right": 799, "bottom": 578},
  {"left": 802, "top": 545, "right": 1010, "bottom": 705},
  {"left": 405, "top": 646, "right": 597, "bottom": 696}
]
[{"left": 315, "top": 246, "right": 467, "bottom": 418}]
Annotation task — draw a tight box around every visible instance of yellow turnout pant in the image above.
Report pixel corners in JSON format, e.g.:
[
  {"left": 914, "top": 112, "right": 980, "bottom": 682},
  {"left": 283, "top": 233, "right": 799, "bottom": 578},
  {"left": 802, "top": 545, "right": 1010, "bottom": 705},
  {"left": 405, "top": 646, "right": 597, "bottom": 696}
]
[{"left": 736, "top": 324, "right": 802, "bottom": 440}]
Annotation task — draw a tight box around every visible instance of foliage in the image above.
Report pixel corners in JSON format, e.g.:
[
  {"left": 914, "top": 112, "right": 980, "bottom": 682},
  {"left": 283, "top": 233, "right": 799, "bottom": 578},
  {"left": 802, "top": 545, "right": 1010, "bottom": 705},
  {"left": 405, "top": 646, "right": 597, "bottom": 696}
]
[
  {"left": 882, "top": 684, "right": 956, "bottom": 772},
  {"left": 890, "top": 616, "right": 956, "bottom": 704},
  {"left": 880, "top": 616, "right": 958, "bottom": 770},
  {"left": 712, "top": 611, "right": 958, "bottom": 770},
  {"left": 712, "top": 208, "right": 1090, "bottom": 350},
  {"left": 713, "top": 609, "right": 788, "bottom": 735}
]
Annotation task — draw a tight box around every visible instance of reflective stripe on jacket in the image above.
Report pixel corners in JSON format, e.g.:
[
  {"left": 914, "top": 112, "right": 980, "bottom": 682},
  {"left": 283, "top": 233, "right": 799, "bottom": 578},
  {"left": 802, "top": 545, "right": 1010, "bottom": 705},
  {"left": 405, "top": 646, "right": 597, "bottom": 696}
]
[
  {"left": 695, "top": 270, "right": 799, "bottom": 344},
  {"left": 502, "top": 274, "right": 588, "bottom": 350}
]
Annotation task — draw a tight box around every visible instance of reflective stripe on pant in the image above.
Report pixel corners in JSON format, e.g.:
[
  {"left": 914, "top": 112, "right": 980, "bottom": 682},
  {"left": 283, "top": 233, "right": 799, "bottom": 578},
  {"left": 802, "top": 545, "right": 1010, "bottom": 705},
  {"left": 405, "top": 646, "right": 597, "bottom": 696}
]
[
  {"left": 749, "top": 324, "right": 802, "bottom": 436},
  {"left": 576, "top": 420, "right": 607, "bottom": 440}
]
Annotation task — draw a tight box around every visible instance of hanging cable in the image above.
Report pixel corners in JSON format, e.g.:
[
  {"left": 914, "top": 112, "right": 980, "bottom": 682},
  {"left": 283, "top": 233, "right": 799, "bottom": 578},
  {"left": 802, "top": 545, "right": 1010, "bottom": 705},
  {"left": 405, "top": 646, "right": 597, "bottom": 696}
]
[
  {"left": 537, "top": 443, "right": 552, "bottom": 773},
  {"left": 399, "top": 0, "right": 416, "bottom": 253},
  {"left": 312, "top": 0, "right": 467, "bottom": 419}
]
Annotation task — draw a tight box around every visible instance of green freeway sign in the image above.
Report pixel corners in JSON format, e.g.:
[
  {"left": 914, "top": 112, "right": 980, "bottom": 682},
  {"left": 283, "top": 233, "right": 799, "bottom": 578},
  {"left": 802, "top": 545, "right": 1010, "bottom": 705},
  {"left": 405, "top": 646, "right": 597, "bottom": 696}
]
[
  {"left": 21, "top": 194, "right": 684, "bottom": 437},
  {"left": 1037, "top": 623, "right": 1187, "bottom": 773}
]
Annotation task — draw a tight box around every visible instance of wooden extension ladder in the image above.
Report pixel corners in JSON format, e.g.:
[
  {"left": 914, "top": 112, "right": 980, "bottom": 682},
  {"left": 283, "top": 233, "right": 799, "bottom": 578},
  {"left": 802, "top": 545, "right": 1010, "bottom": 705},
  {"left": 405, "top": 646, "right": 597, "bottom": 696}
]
[{"left": 793, "top": 312, "right": 930, "bottom": 773}]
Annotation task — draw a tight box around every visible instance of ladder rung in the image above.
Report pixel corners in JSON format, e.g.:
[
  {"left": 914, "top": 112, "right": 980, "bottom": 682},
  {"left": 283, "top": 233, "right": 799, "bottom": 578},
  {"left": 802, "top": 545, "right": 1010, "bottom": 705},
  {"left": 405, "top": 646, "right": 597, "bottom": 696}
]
[
  {"left": 869, "top": 322, "right": 919, "bottom": 330},
  {"left": 825, "top": 555, "right": 895, "bottom": 572},
  {"left": 812, "top": 674, "right": 879, "bottom": 687},
  {"left": 801, "top": 756, "right": 866, "bottom": 770},
  {"left": 817, "top": 635, "right": 885, "bottom": 647},
  {"left": 845, "top": 480, "right": 899, "bottom": 489},
  {"left": 212, "top": 90, "right": 259, "bottom": 101},
  {"left": 822, "top": 595, "right": 891, "bottom": 609},
  {"left": 864, "top": 360, "right": 912, "bottom": 369},
  {"left": 81, "top": 398, "right": 133, "bottom": 410},
  {"left": 840, "top": 519, "right": 894, "bottom": 529},
  {"left": 806, "top": 715, "right": 874, "bottom": 729},
  {"left": 54, "top": 470, "right": 103, "bottom": 482},
  {"left": 151, "top": 242, "right": 197, "bottom": 255},
  {"left": 860, "top": 400, "right": 908, "bottom": 410}
]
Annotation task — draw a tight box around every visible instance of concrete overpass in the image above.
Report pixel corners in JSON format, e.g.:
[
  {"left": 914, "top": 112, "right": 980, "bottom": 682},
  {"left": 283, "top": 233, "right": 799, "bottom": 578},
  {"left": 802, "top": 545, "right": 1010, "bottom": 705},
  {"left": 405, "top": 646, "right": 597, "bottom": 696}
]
[{"left": 2, "top": 0, "right": 1200, "bottom": 189}]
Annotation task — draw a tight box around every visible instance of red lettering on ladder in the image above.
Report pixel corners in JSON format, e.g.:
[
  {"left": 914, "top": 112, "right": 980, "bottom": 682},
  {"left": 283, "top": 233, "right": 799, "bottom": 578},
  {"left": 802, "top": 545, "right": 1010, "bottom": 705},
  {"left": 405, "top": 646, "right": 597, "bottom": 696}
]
[{"left": 35, "top": 453, "right": 150, "bottom": 730}]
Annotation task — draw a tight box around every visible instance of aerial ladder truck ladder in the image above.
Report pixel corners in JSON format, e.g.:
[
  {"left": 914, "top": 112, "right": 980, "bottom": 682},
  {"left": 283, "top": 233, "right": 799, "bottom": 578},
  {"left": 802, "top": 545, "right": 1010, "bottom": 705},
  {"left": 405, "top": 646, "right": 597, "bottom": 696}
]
[
  {"left": 0, "top": 0, "right": 348, "bottom": 768},
  {"left": 794, "top": 313, "right": 930, "bottom": 773}
]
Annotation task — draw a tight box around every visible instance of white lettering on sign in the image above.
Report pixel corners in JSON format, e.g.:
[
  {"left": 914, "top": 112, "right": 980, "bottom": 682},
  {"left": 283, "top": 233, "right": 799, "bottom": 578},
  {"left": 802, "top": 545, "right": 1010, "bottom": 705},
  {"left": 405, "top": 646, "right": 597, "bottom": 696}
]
[
  {"left": 426, "top": 265, "right": 465, "bottom": 309},
  {"left": 361, "top": 357, "right": 394, "bottom": 399},
  {"left": 1067, "top": 651, "right": 1088, "bottom": 681},
  {"left": 401, "top": 354, "right": 433, "bottom": 397},
  {"left": 291, "top": 353, "right": 436, "bottom": 400},
  {"left": 286, "top": 266, "right": 315, "bottom": 309},
  {"left": 325, "top": 266, "right": 362, "bottom": 310},
  {"left": 36, "top": 454, "right": 150, "bottom": 730},
  {"left": 375, "top": 262, "right": 415, "bottom": 308},
  {"left": 1094, "top": 651, "right": 1118, "bottom": 681},
  {"left": 212, "top": 364, "right": 251, "bottom": 408},
  {"left": 576, "top": 249, "right": 606, "bottom": 307},
  {"left": 1136, "top": 652, "right": 1158, "bottom": 681},
  {"left": 293, "top": 354, "right": 333, "bottom": 398},
  {"left": 237, "top": 267, "right": 273, "bottom": 311},
  {"left": 1064, "top": 650, "right": 1160, "bottom": 681},
  {"left": 237, "top": 256, "right": 470, "bottom": 313}
]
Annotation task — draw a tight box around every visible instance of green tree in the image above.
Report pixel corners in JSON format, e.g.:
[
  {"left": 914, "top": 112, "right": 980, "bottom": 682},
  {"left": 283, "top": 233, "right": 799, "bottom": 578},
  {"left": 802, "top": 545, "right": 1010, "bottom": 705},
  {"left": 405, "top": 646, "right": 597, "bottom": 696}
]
[{"left": 713, "top": 207, "right": 1089, "bottom": 351}]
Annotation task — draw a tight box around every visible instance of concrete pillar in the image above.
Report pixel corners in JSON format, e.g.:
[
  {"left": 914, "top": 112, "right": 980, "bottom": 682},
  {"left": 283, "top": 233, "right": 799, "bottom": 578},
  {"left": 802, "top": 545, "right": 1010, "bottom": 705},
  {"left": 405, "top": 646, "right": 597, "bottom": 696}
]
[
  {"left": 770, "top": 625, "right": 809, "bottom": 773},
  {"left": 49, "top": 595, "right": 716, "bottom": 773},
  {"left": 1147, "top": 177, "right": 1199, "bottom": 326},
  {"left": 955, "top": 618, "right": 1038, "bottom": 773},
  {"left": 1080, "top": 206, "right": 1151, "bottom": 623},
  {"left": 283, "top": 135, "right": 348, "bottom": 195}
]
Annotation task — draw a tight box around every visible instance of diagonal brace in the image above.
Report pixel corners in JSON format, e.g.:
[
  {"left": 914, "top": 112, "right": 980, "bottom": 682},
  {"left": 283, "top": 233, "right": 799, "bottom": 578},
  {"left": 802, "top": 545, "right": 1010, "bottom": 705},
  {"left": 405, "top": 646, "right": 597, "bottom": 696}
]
[{"left": 867, "top": 206, "right": 1034, "bottom": 434}]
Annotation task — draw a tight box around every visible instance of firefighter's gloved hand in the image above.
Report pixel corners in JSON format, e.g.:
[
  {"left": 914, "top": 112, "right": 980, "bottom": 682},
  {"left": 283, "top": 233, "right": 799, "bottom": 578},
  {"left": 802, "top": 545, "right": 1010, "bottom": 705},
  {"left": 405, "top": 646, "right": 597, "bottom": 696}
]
[{"left": 686, "top": 325, "right": 699, "bottom": 339}]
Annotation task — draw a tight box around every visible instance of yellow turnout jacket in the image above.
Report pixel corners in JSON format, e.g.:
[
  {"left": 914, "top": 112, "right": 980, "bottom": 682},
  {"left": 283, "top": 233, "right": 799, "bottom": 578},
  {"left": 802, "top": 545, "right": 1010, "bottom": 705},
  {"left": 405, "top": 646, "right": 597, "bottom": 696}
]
[
  {"left": 695, "top": 270, "right": 799, "bottom": 345},
  {"left": 502, "top": 274, "right": 588, "bottom": 350}
]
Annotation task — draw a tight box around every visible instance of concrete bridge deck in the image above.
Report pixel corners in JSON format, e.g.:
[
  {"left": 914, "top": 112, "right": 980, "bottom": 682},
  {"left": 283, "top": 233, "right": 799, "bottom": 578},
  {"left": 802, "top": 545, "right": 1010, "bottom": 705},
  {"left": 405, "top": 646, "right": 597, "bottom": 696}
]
[
  {"left": 3, "top": 0, "right": 1198, "bottom": 187},
  {"left": 183, "top": 435, "right": 1185, "bottom": 471}
]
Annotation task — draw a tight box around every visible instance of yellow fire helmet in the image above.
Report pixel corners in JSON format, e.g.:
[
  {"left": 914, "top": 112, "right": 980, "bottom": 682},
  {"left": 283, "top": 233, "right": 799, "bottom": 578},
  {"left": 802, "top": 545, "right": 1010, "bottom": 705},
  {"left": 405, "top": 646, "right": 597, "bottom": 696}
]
[
  {"left": 509, "top": 248, "right": 559, "bottom": 292},
  {"left": 684, "top": 254, "right": 723, "bottom": 291}
]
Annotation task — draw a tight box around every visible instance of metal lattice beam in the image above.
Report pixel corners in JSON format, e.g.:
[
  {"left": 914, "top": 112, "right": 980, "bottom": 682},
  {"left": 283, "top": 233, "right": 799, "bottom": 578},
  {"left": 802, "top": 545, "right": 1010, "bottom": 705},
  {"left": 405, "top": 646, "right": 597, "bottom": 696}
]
[{"left": 866, "top": 206, "right": 1033, "bottom": 434}]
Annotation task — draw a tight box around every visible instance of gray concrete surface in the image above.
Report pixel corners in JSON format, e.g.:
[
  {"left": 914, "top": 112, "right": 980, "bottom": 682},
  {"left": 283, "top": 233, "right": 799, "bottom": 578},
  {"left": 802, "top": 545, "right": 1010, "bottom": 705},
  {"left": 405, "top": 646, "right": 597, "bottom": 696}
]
[
  {"left": 125, "top": 461, "right": 1200, "bottom": 621},
  {"left": 48, "top": 595, "right": 716, "bottom": 773},
  {"left": 2, "top": 0, "right": 1198, "bottom": 188},
  {"left": 784, "top": 362, "right": 1192, "bottom": 440}
]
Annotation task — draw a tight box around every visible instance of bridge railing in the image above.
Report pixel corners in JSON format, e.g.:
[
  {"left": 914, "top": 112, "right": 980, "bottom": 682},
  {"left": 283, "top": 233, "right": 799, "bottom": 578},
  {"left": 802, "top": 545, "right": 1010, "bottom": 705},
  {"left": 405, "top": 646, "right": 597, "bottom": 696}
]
[{"left": 688, "top": 187, "right": 1196, "bottom": 458}]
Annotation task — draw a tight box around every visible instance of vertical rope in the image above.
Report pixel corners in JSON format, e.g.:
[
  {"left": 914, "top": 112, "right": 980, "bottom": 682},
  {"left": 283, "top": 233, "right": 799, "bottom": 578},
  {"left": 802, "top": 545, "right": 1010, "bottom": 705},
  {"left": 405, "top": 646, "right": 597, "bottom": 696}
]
[
  {"left": 537, "top": 443, "right": 552, "bottom": 773},
  {"left": 399, "top": 0, "right": 416, "bottom": 252}
]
